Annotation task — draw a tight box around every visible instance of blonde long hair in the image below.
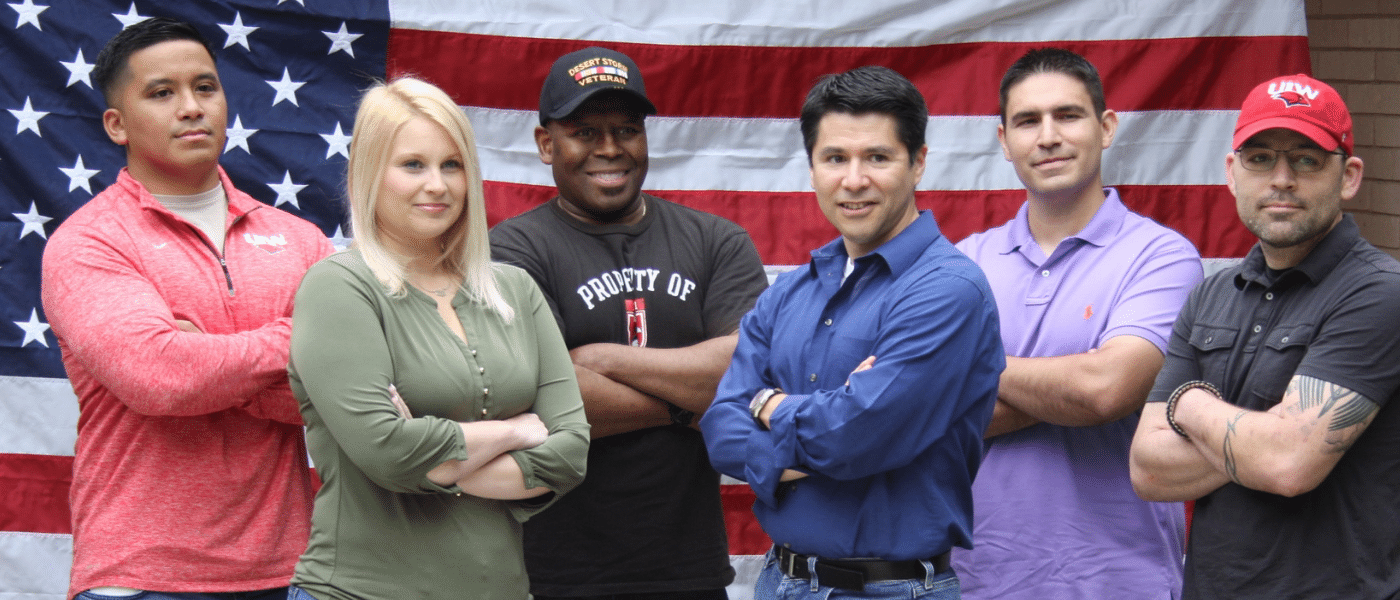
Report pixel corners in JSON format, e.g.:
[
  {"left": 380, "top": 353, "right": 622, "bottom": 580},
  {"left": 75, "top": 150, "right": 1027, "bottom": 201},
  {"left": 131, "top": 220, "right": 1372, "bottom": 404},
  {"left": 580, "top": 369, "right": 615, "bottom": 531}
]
[{"left": 346, "top": 77, "right": 512, "bottom": 321}]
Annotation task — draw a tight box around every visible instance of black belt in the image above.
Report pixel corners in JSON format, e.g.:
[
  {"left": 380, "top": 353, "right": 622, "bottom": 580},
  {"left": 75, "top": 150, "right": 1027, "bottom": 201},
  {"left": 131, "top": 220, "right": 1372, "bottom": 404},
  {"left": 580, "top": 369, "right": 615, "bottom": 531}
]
[{"left": 776, "top": 546, "right": 951, "bottom": 591}]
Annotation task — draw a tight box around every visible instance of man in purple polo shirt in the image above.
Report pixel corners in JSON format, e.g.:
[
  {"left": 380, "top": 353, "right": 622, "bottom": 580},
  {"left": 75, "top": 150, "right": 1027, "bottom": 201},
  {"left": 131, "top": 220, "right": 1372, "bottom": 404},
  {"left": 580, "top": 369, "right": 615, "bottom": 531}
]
[{"left": 952, "top": 48, "right": 1203, "bottom": 599}]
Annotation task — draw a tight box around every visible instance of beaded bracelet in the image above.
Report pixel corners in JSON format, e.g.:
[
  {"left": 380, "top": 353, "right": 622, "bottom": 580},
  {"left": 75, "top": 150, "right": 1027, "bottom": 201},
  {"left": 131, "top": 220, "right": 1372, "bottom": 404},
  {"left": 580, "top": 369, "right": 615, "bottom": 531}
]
[{"left": 1165, "top": 380, "right": 1221, "bottom": 438}]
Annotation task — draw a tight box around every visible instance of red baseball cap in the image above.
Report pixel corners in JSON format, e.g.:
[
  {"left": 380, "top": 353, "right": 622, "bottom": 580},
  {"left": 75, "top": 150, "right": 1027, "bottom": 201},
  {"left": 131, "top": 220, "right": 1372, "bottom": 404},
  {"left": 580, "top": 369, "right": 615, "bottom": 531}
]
[{"left": 1233, "top": 74, "right": 1353, "bottom": 155}]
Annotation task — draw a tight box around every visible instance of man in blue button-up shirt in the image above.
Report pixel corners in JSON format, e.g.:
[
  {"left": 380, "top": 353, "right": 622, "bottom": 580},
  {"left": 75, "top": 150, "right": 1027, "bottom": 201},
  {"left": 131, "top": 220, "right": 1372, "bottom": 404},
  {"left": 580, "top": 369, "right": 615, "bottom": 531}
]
[{"left": 701, "top": 66, "right": 1004, "bottom": 600}]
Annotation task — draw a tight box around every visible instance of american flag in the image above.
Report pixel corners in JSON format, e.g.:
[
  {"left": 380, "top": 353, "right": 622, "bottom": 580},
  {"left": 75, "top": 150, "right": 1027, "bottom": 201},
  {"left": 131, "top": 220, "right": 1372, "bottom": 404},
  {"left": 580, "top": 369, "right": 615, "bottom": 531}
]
[{"left": 0, "top": 1, "right": 1306, "bottom": 597}]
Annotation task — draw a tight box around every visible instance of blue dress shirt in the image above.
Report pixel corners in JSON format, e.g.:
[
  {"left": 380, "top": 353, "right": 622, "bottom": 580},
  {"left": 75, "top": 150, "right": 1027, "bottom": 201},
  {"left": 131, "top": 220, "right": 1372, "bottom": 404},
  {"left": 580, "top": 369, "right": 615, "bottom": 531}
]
[{"left": 701, "top": 211, "right": 1004, "bottom": 561}]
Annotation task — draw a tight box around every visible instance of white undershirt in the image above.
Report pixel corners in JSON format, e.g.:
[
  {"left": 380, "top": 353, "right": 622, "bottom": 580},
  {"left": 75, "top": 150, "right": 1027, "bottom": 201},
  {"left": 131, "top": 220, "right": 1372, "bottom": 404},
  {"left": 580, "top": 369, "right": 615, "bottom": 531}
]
[
  {"left": 153, "top": 184, "right": 229, "bottom": 253},
  {"left": 87, "top": 587, "right": 141, "bottom": 596}
]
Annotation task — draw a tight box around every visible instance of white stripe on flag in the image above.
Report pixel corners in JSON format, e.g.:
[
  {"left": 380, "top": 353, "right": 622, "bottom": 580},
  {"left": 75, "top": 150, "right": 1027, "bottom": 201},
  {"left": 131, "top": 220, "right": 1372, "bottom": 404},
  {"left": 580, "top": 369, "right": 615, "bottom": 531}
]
[
  {"left": 0, "top": 532, "right": 70, "bottom": 600},
  {"left": 466, "top": 107, "right": 1237, "bottom": 192},
  {"left": 388, "top": 0, "right": 1304, "bottom": 45},
  {"left": 0, "top": 376, "right": 77, "bottom": 457}
]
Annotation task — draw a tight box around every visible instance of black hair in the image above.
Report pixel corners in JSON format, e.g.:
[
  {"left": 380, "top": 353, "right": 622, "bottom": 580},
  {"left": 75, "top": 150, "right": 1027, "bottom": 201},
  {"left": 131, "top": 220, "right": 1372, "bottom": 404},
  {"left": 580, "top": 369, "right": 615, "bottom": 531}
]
[
  {"left": 92, "top": 17, "right": 216, "bottom": 107},
  {"left": 799, "top": 66, "right": 927, "bottom": 165},
  {"left": 998, "top": 47, "right": 1106, "bottom": 123}
]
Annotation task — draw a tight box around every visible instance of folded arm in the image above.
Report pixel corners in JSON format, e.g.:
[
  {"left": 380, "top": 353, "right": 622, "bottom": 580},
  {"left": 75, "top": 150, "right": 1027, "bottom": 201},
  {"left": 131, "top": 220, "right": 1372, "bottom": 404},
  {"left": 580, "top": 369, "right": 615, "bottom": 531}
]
[
  {"left": 991, "top": 335, "right": 1165, "bottom": 435},
  {"left": 569, "top": 334, "right": 739, "bottom": 414},
  {"left": 43, "top": 230, "right": 294, "bottom": 416},
  {"left": 1170, "top": 375, "right": 1378, "bottom": 498}
]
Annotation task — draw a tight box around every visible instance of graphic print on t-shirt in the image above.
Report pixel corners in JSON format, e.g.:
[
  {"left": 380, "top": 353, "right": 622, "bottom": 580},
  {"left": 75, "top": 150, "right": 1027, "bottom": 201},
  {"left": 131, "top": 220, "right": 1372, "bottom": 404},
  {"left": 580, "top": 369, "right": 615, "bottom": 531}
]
[{"left": 574, "top": 267, "right": 698, "bottom": 310}]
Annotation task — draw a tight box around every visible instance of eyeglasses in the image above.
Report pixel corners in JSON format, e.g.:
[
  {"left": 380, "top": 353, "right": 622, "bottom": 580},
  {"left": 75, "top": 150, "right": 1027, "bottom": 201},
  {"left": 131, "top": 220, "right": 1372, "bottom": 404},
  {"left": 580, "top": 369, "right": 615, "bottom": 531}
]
[{"left": 1235, "top": 146, "right": 1346, "bottom": 173}]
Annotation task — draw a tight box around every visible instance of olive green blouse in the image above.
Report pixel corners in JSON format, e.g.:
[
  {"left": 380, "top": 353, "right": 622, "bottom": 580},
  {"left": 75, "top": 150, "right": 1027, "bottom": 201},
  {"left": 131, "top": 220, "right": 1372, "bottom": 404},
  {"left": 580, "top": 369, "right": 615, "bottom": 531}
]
[{"left": 288, "top": 250, "right": 588, "bottom": 600}]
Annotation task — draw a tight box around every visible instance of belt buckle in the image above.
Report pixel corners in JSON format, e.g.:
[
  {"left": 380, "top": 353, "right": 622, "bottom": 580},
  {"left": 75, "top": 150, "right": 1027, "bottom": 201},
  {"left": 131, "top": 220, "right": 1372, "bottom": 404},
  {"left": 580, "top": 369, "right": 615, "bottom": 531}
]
[{"left": 781, "top": 548, "right": 799, "bottom": 577}]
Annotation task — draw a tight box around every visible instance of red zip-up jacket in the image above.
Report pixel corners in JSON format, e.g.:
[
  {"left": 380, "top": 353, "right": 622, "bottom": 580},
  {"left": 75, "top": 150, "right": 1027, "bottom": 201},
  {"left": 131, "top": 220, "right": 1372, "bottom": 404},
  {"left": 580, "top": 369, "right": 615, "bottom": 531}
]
[{"left": 42, "top": 168, "right": 333, "bottom": 598}]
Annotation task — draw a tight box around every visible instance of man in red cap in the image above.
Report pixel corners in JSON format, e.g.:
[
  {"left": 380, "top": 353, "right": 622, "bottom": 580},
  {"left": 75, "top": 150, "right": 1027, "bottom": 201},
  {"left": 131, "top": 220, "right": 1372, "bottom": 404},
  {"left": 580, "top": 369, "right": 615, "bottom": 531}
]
[{"left": 1130, "top": 74, "right": 1400, "bottom": 599}]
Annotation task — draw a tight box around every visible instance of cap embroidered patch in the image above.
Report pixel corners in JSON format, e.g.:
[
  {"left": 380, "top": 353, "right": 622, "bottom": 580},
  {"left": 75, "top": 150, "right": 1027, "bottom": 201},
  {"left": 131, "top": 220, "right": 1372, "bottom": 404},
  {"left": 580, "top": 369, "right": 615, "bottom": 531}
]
[
  {"left": 1268, "top": 79, "right": 1318, "bottom": 108},
  {"left": 570, "top": 58, "right": 629, "bottom": 87}
]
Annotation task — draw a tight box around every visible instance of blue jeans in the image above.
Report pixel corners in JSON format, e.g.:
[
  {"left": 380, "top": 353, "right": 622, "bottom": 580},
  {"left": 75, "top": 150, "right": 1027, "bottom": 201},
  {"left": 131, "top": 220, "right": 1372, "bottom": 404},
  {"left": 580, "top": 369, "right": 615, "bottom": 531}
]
[
  {"left": 76, "top": 589, "right": 287, "bottom": 600},
  {"left": 753, "top": 550, "right": 960, "bottom": 600},
  {"left": 285, "top": 586, "right": 317, "bottom": 600}
]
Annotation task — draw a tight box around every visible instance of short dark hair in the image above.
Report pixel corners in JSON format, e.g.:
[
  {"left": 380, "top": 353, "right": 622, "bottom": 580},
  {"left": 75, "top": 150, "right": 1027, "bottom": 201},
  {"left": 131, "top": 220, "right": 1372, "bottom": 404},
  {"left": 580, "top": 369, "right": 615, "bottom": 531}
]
[
  {"left": 92, "top": 17, "right": 216, "bottom": 107},
  {"left": 998, "top": 48, "right": 1106, "bottom": 123},
  {"left": 799, "top": 66, "right": 927, "bottom": 165}
]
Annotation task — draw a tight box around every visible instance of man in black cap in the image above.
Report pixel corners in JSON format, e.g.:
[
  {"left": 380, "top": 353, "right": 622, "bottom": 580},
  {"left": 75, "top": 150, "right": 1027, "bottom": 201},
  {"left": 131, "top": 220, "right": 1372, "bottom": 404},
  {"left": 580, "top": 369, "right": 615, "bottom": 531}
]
[{"left": 491, "top": 46, "right": 768, "bottom": 599}]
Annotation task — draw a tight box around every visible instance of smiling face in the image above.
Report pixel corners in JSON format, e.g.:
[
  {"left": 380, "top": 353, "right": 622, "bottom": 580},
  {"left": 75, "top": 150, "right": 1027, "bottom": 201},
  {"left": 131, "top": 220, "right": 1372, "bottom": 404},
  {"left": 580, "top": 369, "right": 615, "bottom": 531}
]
[
  {"left": 1226, "top": 127, "right": 1362, "bottom": 268},
  {"left": 375, "top": 117, "right": 468, "bottom": 258},
  {"left": 998, "top": 72, "right": 1116, "bottom": 205},
  {"left": 810, "top": 112, "right": 926, "bottom": 258},
  {"left": 102, "top": 39, "right": 227, "bottom": 195},
  {"left": 536, "top": 93, "right": 649, "bottom": 225}
]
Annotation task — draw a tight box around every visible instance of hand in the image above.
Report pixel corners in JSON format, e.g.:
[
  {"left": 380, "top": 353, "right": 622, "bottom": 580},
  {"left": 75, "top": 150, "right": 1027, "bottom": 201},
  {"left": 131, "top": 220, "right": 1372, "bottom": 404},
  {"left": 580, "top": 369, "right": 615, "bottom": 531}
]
[
  {"left": 846, "top": 355, "right": 875, "bottom": 385},
  {"left": 504, "top": 412, "right": 548, "bottom": 449},
  {"left": 174, "top": 319, "right": 202, "bottom": 333},
  {"left": 387, "top": 384, "right": 412, "bottom": 419}
]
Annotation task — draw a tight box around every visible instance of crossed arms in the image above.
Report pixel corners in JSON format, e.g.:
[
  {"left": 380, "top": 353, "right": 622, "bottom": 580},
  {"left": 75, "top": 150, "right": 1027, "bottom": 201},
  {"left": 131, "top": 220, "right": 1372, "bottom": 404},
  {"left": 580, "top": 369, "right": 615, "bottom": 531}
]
[{"left": 1130, "top": 374, "right": 1379, "bottom": 500}]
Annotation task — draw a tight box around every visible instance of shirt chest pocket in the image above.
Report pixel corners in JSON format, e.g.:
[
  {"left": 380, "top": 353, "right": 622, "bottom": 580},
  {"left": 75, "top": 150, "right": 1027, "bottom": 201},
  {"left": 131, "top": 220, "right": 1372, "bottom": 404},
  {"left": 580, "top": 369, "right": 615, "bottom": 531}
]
[
  {"left": 1246, "top": 324, "right": 1314, "bottom": 407},
  {"left": 1188, "top": 325, "right": 1238, "bottom": 383}
]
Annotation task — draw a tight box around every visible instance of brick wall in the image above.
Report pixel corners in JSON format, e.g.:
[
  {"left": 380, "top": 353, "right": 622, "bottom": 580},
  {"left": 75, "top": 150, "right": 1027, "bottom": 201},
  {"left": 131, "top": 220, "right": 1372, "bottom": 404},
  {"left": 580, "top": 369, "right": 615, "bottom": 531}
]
[{"left": 1307, "top": 0, "right": 1400, "bottom": 258}]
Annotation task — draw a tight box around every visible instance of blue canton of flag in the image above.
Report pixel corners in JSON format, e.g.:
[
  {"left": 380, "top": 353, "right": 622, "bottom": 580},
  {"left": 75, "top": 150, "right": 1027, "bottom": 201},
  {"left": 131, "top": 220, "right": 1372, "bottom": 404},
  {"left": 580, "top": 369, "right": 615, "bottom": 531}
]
[{"left": 0, "top": 0, "right": 388, "bottom": 378}]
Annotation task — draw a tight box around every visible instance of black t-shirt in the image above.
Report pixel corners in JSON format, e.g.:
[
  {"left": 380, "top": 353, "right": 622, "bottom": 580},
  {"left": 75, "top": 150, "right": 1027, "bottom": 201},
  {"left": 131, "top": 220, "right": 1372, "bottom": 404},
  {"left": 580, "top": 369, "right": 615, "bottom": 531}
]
[
  {"left": 490, "top": 194, "right": 767, "bottom": 595},
  {"left": 1150, "top": 216, "right": 1400, "bottom": 600}
]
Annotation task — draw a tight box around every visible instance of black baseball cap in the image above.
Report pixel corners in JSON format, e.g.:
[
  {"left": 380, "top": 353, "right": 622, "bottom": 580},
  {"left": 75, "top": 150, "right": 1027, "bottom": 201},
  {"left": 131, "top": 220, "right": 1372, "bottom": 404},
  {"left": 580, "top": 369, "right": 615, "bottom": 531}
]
[{"left": 539, "top": 46, "right": 657, "bottom": 125}]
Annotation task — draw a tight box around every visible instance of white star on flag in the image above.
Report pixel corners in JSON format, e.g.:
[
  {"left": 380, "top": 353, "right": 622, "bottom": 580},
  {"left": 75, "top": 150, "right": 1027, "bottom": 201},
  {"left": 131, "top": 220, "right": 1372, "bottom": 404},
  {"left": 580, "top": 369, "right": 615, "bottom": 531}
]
[
  {"left": 111, "top": 3, "right": 149, "bottom": 29},
  {"left": 320, "top": 122, "right": 351, "bottom": 158},
  {"left": 60, "top": 49, "right": 95, "bottom": 88},
  {"left": 225, "top": 115, "right": 257, "bottom": 154},
  {"left": 60, "top": 155, "right": 99, "bottom": 193},
  {"left": 11, "top": 201, "right": 52, "bottom": 240},
  {"left": 324, "top": 22, "right": 362, "bottom": 57},
  {"left": 13, "top": 308, "right": 51, "bottom": 348},
  {"left": 268, "top": 170, "right": 307, "bottom": 208},
  {"left": 266, "top": 68, "right": 306, "bottom": 106},
  {"left": 7, "top": 0, "right": 46, "bottom": 30},
  {"left": 8, "top": 96, "right": 47, "bottom": 136},
  {"left": 218, "top": 12, "right": 258, "bottom": 50},
  {"left": 329, "top": 225, "right": 351, "bottom": 251}
]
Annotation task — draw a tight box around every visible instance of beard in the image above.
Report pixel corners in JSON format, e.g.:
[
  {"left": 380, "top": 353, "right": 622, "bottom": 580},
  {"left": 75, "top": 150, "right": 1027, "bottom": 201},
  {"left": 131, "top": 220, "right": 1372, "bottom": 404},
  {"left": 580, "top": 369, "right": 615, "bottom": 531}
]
[{"left": 1240, "top": 194, "right": 1340, "bottom": 250}]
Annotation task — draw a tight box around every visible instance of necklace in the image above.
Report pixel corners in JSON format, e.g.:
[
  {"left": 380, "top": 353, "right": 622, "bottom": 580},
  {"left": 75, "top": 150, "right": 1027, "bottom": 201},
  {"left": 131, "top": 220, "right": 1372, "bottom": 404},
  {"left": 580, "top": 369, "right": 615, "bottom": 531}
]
[{"left": 424, "top": 284, "right": 451, "bottom": 298}]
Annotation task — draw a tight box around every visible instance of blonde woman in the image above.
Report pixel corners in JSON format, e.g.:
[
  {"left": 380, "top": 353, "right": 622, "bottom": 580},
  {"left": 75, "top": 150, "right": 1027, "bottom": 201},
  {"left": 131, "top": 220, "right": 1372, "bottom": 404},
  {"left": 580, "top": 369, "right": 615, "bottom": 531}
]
[{"left": 286, "top": 77, "right": 589, "bottom": 600}]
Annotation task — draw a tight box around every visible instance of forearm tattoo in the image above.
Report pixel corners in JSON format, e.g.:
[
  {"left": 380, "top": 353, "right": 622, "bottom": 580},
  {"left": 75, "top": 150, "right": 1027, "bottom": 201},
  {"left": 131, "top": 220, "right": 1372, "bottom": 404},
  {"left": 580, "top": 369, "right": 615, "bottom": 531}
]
[
  {"left": 1288, "top": 375, "right": 1379, "bottom": 452},
  {"left": 1222, "top": 410, "right": 1246, "bottom": 484}
]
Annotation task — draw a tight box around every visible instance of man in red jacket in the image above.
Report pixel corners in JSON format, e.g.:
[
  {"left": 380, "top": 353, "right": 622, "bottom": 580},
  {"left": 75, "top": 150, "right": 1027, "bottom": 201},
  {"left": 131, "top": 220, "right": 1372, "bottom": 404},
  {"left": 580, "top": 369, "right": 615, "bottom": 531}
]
[{"left": 41, "top": 17, "right": 331, "bottom": 600}]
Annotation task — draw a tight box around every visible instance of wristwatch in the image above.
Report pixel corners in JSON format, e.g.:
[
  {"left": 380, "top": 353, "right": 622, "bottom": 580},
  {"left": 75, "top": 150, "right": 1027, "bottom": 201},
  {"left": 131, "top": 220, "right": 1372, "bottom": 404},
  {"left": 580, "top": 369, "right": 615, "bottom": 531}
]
[
  {"left": 749, "top": 387, "right": 783, "bottom": 429},
  {"left": 666, "top": 402, "right": 696, "bottom": 427}
]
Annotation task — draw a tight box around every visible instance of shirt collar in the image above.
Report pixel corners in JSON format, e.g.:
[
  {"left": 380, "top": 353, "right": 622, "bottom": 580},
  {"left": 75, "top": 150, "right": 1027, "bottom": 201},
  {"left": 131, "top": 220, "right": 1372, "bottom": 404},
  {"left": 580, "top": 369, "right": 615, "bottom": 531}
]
[
  {"left": 1236, "top": 214, "right": 1360, "bottom": 288},
  {"left": 1001, "top": 187, "right": 1125, "bottom": 256},
  {"left": 808, "top": 210, "right": 942, "bottom": 278}
]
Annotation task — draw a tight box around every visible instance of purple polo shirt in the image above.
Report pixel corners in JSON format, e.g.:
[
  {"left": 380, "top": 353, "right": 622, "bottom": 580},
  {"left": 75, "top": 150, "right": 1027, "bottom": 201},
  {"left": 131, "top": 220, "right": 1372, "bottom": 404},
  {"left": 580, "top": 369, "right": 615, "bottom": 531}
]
[{"left": 953, "top": 189, "right": 1202, "bottom": 600}]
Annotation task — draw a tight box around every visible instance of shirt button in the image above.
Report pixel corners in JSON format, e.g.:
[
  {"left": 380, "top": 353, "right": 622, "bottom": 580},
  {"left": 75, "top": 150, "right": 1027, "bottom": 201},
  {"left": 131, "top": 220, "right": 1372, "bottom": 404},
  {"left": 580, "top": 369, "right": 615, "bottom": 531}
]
[
  {"left": 1205, "top": 336, "right": 1213, "bottom": 343},
  {"left": 824, "top": 318, "right": 833, "bottom": 326},
  {"left": 1041, "top": 270, "right": 1050, "bottom": 277},
  {"left": 483, "top": 387, "right": 490, "bottom": 395},
  {"left": 481, "top": 408, "right": 488, "bottom": 416},
  {"left": 1281, "top": 336, "right": 1290, "bottom": 343},
  {"left": 479, "top": 367, "right": 485, "bottom": 374},
  {"left": 1252, "top": 325, "right": 1262, "bottom": 333},
  {"left": 1265, "top": 292, "right": 1274, "bottom": 300},
  {"left": 809, "top": 373, "right": 817, "bottom": 382},
  {"left": 470, "top": 349, "right": 477, "bottom": 356}
]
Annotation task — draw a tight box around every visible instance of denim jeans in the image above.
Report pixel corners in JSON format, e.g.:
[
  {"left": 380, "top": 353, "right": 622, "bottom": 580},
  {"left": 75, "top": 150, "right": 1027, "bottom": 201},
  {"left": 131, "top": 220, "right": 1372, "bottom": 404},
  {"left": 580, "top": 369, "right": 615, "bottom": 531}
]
[
  {"left": 753, "top": 550, "right": 960, "bottom": 600},
  {"left": 75, "top": 589, "right": 287, "bottom": 600},
  {"left": 285, "top": 586, "right": 317, "bottom": 600}
]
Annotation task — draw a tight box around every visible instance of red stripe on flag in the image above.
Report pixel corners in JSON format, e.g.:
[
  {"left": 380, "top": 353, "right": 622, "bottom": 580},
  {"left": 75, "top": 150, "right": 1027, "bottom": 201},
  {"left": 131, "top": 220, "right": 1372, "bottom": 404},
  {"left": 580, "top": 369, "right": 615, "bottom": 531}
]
[
  {"left": 0, "top": 453, "right": 72, "bottom": 535},
  {"left": 721, "top": 484, "right": 772, "bottom": 555},
  {"left": 390, "top": 31, "right": 1309, "bottom": 117},
  {"left": 484, "top": 181, "right": 1254, "bottom": 263}
]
